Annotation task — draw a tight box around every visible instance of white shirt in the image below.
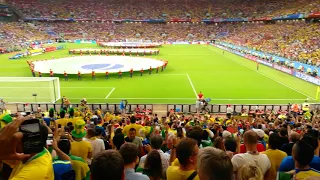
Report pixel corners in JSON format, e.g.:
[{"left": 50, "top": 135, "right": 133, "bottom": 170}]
[
  {"left": 84, "top": 137, "right": 105, "bottom": 165},
  {"left": 139, "top": 149, "right": 170, "bottom": 172},
  {"left": 226, "top": 107, "right": 233, "bottom": 114},
  {"left": 231, "top": 153, "right": 271, "bottom": 175}
]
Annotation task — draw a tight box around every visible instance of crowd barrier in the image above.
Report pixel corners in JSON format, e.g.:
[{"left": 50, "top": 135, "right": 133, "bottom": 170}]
[{"left": 6, "top": 103, "right": 320, "bottom": 114}]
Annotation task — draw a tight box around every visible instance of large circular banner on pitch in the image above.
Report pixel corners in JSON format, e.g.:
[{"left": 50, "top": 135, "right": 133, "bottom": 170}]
[{"left": 32, "top": 56, "right": 165, "bottom": 74}]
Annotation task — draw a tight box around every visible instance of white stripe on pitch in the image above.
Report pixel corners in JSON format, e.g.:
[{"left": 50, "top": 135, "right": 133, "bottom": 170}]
[
  {"left": 105, "top": 88, "right": 116, "bottom": 99},
  {"left": 186, "top": 74, "right": 198, "bottom": 98},
  {"left": 205, "top": 45, "right": 315, "bottom": 100}
]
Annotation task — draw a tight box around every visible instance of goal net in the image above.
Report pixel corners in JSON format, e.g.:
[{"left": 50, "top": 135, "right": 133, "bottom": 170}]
[{"left": 0, "top": 77, "right": 60, "bottom": 103}]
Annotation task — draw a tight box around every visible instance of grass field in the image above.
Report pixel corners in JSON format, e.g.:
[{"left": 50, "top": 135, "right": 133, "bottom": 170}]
[{"left": 0, "top": 43, "right": 317, "bottom": 104}]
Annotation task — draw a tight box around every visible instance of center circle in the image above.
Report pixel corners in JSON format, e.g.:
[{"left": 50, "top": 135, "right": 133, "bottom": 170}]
[{"left": 81, "top": 64, "right": 124, "bottom": 70}]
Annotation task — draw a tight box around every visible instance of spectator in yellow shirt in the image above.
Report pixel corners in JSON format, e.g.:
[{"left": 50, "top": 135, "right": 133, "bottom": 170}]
[
  {"left": 56, "top": 109, "right": 69, "bottom": 127},
  {"left": 0, "top": 118, "right": 54, "bottom": 180},
  {"left": 70, "top": 120, "right": 93, "bottom": 161},
  {"left": 166, "top": 138, "right": 200, "bottom": 180},
  {"left": 122, "top": 116, "right": 143, "bottom": 136},
  {"left": 262, "top": 133, "right": 287, "bottom": 180}
]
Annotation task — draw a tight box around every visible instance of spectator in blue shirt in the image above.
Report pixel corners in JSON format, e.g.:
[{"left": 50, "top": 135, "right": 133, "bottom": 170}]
[{"left": 279, "top": 134, "right": 320, "bottom": 172}]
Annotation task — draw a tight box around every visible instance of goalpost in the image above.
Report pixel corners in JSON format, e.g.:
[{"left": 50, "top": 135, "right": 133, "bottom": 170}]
[{"left": 0, "top": 77, "right": 61, "bottom": 103}]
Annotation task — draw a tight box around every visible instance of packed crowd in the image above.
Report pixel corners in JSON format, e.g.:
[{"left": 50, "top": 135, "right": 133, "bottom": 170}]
[
  {"left": 0, "top": 95, "right": 318, "bottom": 180},
  {"left": 7, "top": 0, "right": 320, "bottom": 19},
  {"left": 223, "top": 21, "right": 320, "bottom": 65},
  {"left": 0, "top": 22, "right": 49, "bottom": 52},
  {"left": 0, "top": 19, "right": 319, "bottom": 68}
]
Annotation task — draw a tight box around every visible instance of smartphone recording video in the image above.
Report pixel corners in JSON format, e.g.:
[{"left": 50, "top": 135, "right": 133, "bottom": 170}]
[
  {"left": 47, "top": 133, "right": 53, "bottom": 146},
  {"left": 20, "top": 119, "right": 43, "bottom": 154}
]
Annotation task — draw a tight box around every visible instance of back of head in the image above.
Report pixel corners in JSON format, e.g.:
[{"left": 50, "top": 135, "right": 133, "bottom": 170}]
[
  {"left": 293, "top": 140, "right": 314, "bottom": 167},
  {"left": 86, "top": 128, "right": 96, "bottom": 138},
  {"left": 224, "top": 137, "right": 237, "bottom": 152},
  {"left": 301, "top": 134, "right": 318, "bottom": 152},
  {"left": 237, "top": 164, "right": 263, "bottom": 180},
  {"left": 40, "top": 123, "right": 49, "bottom": 148},
  {"left": 268, "top": 133, "right": 281, "bottom": 150},
  {"left": 243, "top": 130, "right": 258, "bottom": 145},
  {"left": 176, "top": 138, "right": 198, "bottom": 166},
  {"left": 130, "top": 116, "right": 136, "bottom": 124},
  {"left": 197, "top": 147, "right": 233, "bottom": 180},
  {"left": 113, "top": 133, "right": 125, "bottom": 150},
  {"left": 150, "top": 134, "right": 163, "bottom": 150},
  {"left": 279, "top": 127, "right": 287, "bottom": 137},
  {"left": 91, "top": 150, "right": 124, "bottom": 180},
  {"left": 58, "top": 137, "right": 71, "bottom": 155},
  {"left": 187, "top": 126, "right": 203, "bottom": 146},
  {"left": 213, "top": 137, "right": 224, "bottom": 150},
  {"left": 144, "top": 150, "right": 163, "bottom": 178},
  {"left": 119, "top": 142, "right": 138, "bottom": 165},
  {"left": 289, "top": 132, "right": 300, "bottom": 143}
]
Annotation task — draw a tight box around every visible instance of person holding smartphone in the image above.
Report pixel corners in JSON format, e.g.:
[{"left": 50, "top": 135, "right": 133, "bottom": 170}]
[{"left": 0, "top": 117, "right": 54, "bottom": 179}]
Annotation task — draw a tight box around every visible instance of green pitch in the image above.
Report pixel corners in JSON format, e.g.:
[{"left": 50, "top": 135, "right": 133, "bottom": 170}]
[{"left": 0, "top": 43, "right": 317, "bottom": 104}]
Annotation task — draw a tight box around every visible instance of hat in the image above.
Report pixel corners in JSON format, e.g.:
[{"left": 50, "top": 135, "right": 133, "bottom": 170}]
[
  {"left": 253, "top": 129, "right": 265, "bottom": 138},
  {"left": 0, "top": 114, "right": 12, "bottom": 124},
  {"left": 71, "top": 120, "right": 87, "bottom": 138}
]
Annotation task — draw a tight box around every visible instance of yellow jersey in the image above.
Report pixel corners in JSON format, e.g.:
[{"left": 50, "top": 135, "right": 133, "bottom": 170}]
[
  {"left": 56, "top": 118, "right": 69, "bottom": 127},
  {"left": 71, "top": 140, "right": 92, "bottom": 161},
  {"left": 262, "top": 149, "right": 287, "bottom": 180},
  {"left": 122, "top": 123, "right": 143, "bottom": 136},
  {"left": 166, "top": 166, "right": 199, "bottom": 180},
  {"left": 9, "top": 148, "right": 54, "bottom": 180}
]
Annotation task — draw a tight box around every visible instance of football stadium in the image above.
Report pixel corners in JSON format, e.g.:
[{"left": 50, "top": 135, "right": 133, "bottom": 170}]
[{"left": 0, "top": 0, "right": 320, "bottom": 179}]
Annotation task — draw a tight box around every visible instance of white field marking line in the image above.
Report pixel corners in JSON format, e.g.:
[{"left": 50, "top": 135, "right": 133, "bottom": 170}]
[
  {"left": 186, "top": 74, "right": 198, "bottom": 98},
  {"left": 105, "top": 88, "right": 116, "bottom": 99},
  {"left": 205, "top": 45, "right": 315, "bottom": 100}
]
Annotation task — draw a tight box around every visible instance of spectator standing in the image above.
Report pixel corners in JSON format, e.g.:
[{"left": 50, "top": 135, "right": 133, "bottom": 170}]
[
  {"left": 51, "top": 138, "right": 75, "bottom": 180},
  {"left": 261, "top": 133, "right": 287, "bottom": 180},
  {"left": 2, "top": 119, "right": 54, "bottom": 179},
  {"left": 291, "top": 141, "right": 320, "bottom": 179},
  {"left": 166, "top": 138, "right": 200, "bottom": 180},
  {"left": 124, "top": 128, "right": 144, "bottom": 155},
  {"left": 143, "top": 150, "right": 163, "bottom": 180},
  {"left": 70, "top": 120, "right": 93, "bottom": 161},
  {"left": 139, "top": 135, "right": 170, "bottom": 174},
  {"left": 278, "top": 141, "right": 320, "bottom": 179},
  {"left": 119, "top": 143, "right": 150, "bottom": 180},
  {"left": 122, "top": 116, "right": 143, "bottom": 136},
  {"left": 231, "top": 130, "right": 271, "bottom": 176},
  {"left": 237, "top": 164, "right": 263, "bottom": 180},
  {"left": 279, "top": 135, "right": 320, "bottom": 172},
  {"left": 91, "top": 150, "right": 124, "bottom": 180},
  {"left": 55, "top": 138, "right": 90, "bottom": 180},
  {"left": 113, "top": 128, "right": 125, "bottom": 150},
  {"left": 278, "top": 127, "right": 289, "bottom": 147},
  {"left": 83, "top": 128, "right": 105, "bottom": 165},
  {"left": 197, "top": 147, "right": 233, "bottom": 180},
  {"left": 281, "top": 131, "right": 300, "bottom": 156}
]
